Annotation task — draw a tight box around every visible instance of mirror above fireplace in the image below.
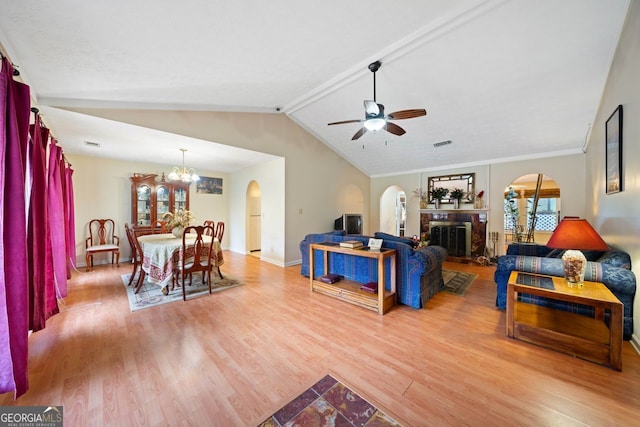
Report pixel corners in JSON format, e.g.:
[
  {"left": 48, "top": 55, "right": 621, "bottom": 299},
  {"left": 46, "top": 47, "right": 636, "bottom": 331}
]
[{"left": 427, "top": 173, "right": 475, "bottom": 204}]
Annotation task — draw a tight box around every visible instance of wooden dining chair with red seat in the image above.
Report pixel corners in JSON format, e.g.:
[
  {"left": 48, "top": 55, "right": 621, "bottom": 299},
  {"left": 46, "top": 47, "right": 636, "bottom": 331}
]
[
  {"left": 124, "top": 223, "right": 142, "bottom": 286},
  {"left": 174, "top": 224, "right": 215, "bottom": 301},
  {"left": 85, "top": 219, "right": 120, "bottom": 271}
]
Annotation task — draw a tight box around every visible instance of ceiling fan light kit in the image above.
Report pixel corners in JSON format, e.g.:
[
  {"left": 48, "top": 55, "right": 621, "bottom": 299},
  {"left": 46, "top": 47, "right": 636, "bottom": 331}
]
[
  {"left": 328, "top": 60, "right": 427, "bottom": 140},
  {"left": 364, "top": 118, "right": 386, "bottom": 132}
]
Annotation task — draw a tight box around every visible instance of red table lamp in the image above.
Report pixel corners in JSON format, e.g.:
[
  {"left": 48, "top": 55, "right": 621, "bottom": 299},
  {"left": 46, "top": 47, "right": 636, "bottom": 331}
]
[{"left": 546, "top": 217, "right": 609, "bottom": 286}]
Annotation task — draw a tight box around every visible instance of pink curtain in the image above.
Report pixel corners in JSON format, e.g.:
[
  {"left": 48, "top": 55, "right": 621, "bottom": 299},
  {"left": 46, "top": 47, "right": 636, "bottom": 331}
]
[
  {"left": 0, "top": 57, "right": 31, "bottom": 398},
  {"left": 47, "top": 139, "right": 67, "bottom": 298},
  {"left": 65, "top": 164, "right": 76, "bottom": 272},
  {"left": 28, "top": 118, "right": 57, "bottom": 331}
]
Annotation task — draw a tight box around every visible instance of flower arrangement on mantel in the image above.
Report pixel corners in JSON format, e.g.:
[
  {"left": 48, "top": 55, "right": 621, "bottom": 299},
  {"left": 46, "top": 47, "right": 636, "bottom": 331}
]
[
  {"left": 413, "top": 188, "right": 428, "bottom": 209},
  {"left": 450, "top": 188, "right": 465, "bottom": 201},
  {"left": 163, "top": 209, "right": 194, "bottom": 230},
  {"left": 474, "top": 190, "right": 485, "bottom": 208},
  {"left": 429, "top": 187, "right": 449, "bottom": 202}
]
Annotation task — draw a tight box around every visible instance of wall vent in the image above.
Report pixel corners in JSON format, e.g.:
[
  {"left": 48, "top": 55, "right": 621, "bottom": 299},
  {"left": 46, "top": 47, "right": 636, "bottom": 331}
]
[
  {"left": 433, "top": 140, "right": 452, "bottom": 147},
  {"left": 84, "top": 141, "right": 100, "bottom": 148}
]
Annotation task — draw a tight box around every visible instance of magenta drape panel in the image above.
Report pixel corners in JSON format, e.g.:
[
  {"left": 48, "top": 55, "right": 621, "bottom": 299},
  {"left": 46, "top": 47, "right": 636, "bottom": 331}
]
[
  {"left": 65, "top": 165, "right": 76, "bottom": 271},
  {"left": 58, "top": 154, "right": 69, "bottom": 279},
  {"left": 28, "top": 119, "right": 57, "bottom": 332},
  {"left": 47, "top": 140, "right": 67, "bottom": 298},
  {"left": 0, "top": 57, "right": 31, "bottom": 398}
]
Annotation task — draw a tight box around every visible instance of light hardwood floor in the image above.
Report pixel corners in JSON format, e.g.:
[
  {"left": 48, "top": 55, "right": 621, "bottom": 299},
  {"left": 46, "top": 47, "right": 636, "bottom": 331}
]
[{"left": 2, "top": 253, "right": 639, "bottom": 426}]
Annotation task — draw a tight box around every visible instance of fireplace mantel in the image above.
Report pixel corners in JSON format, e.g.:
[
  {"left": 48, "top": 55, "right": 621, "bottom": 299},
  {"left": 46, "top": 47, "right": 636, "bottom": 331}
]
[
  {"left": 420, "top": 208, "right": 488, "bottom": 214},
  {"left": 420, "top": 210, "right": 487, "bottom": 259}
]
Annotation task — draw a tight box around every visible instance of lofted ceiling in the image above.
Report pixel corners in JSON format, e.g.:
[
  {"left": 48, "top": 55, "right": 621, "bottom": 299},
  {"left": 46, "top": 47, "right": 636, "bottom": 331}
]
[{"left": 0, "top": 0, "right": 630, "bottom": 176}]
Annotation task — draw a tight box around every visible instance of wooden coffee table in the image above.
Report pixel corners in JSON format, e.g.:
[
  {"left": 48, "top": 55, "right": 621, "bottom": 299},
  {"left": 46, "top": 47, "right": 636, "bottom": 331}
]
[{"left": 506, "top": 271, "right": 623, "bottom": 370}]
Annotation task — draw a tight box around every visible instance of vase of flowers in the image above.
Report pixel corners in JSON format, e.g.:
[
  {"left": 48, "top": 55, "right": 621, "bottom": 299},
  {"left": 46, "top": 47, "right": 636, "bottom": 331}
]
[
  {"left": 163, "top": 209, "right": 194, "bottom": 238},
  {"left": 450, "top": 188, "right": 465, "bottom": 209},
  {"left": 474, "top": 190, "right": 485, "bottom": 209},
  {"left": 413, "top": 188, "right": 428, "bottom": 209},
  {"left": 429, "top": 187, "right": 449, "bottom": 209}
]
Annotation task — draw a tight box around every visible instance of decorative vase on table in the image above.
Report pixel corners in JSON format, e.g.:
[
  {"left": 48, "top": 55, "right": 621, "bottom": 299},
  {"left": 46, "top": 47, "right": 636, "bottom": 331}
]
[
  {"left": 420, "top": 198, "right": 428, "bottom": 209},
  {"left": 434, "top": 199, "right": 440, "bottom": 209},
  {"left": 172, "top": 227, "right": 184, "bottom": 238},
  {"left": 453, "top": 199, "right": 460, "bottom": 209}
]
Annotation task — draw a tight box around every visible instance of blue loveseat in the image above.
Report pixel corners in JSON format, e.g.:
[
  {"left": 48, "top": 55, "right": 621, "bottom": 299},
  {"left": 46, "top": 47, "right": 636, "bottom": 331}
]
[
  {"left": 494, "top": 243, "right": 636, "bottom": 339},
  {"left": 300, "top": 231, "right": 447, "bottom": 308}
]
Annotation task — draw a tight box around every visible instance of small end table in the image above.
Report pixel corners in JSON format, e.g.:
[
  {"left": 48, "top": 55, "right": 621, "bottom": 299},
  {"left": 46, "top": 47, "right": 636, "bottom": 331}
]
[{"left": 506, "top": 271, "right": 623, "bottom": 370}]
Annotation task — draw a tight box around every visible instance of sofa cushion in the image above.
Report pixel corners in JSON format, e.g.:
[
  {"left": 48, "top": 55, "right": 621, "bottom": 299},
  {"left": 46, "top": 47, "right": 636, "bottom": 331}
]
[
  {"left": 582, "top": 250, "right": 605, "bottom": 261},
  {"left": 597, "top": 250, "right": 632, "bottom": 270},
  {"left": 374, "top": 232, "right": 418, "bottom": 248}
]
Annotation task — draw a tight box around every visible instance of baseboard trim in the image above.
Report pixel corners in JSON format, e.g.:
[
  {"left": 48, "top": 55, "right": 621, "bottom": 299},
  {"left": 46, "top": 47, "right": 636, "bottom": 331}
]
[{"left": 631, "top": 333, "right": 640, "bottom": 356}]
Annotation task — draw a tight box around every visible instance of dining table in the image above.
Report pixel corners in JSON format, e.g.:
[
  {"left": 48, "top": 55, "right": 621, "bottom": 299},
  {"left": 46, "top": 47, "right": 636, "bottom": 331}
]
[{"left": 138, "top": 232, "right": 223, "bottom": 294}]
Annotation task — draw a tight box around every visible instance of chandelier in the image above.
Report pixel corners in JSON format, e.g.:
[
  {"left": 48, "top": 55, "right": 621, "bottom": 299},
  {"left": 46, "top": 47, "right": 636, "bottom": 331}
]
[{"left": 168, "top": 148, "right": 200, "bottom": 183}]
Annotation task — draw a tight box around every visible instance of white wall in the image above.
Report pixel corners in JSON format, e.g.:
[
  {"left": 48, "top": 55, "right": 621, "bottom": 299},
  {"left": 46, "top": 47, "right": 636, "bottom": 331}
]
[
  {"left": 584, "top": 0, "right": 640, "bottom": 346},
  {"left": 64, "top": 110, "right": 370, "bottom": 266},
  {"left": 68, "top": 153, "right": 230, "bottom": 266},
  {"left": 371, "top": 160, "right": 585, "bottom": 255},
  {"left": 489, "top": 154, "right": 586, "bottom": 254},
  {"left": 230, "top": 157, "right": 285, "bottom": 265}
]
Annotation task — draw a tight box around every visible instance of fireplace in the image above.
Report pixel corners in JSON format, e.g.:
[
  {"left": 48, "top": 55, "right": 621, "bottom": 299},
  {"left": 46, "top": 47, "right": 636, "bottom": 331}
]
[
  {"left": 429, "top": 221, "right": 471, "bottom": 257},
  {"left": 420, "top": 210, "right": 487, "bottom": 259}
]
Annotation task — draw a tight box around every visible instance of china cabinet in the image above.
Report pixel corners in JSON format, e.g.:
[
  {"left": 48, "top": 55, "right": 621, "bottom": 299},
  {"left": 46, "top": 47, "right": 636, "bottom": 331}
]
[{"left": 130, "top": 173, "right": 190, "bottom": 234}]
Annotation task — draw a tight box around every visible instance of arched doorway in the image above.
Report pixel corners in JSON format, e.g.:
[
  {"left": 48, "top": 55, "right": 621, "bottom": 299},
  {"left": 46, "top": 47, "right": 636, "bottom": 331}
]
[
  {"left": 504, "top": 174, "right": 561, "bottom": 245},
  {"left": 380, "top": 185, "right": 406, "bottom": 236},
  {"left": 246, "top": 181, "right": 261, "bottom": 257}
]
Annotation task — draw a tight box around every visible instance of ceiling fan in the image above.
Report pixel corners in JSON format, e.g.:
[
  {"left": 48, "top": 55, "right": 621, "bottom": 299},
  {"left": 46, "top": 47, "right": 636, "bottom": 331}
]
[{"left": 328, "top": 60, "right": 427, "bottom": 140}]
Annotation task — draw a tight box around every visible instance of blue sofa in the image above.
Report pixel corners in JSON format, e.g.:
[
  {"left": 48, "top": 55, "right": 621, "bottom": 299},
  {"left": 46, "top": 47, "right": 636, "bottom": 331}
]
[
  {"left": 494, "top": 243, "right": 636, "bottom": 339},
  {"left": 300, "top": 231, "right": 447, "bottom": 308}
]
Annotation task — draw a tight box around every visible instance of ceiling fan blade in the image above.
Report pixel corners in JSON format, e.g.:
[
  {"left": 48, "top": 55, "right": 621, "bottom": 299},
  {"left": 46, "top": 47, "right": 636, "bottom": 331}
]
[
  {"left": 351, "top": 127, "right": 367, "bottom": 140},
  {"left": 387, "top": 109, "right": 427, "bottom": 120},
  {"left": 328, "top": 119, "right": 362, "bottom": 126},
  {"left": 363, "top": 100, "right": 379, "bottom": 115},
  {"left": 385, "top": 122, "right": 406, "bottom": 136}
]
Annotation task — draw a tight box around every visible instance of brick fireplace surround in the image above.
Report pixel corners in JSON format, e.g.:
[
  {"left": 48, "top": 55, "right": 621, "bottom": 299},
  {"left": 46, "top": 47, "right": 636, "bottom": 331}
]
[{"left": 420, "top": 210, "right": 487, "bottom": 259}]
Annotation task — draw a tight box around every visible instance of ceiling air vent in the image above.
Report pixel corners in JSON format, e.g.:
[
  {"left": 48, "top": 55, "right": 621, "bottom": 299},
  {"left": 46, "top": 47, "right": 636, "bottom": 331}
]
[
  {"left": 433, "top": 140, "right": 452, "bottom": 147},
  {"left": 84, "top": 140, "right": 100, "bottom": 148}
]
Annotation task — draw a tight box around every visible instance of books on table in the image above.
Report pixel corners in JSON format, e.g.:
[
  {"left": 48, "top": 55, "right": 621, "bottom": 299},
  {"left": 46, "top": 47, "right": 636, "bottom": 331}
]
[
  {"left": 360, "top": 282, "right": 378, "bottom": 293},
  {"left": 340, "top": 240, "right": 363, "bottom": 248}
]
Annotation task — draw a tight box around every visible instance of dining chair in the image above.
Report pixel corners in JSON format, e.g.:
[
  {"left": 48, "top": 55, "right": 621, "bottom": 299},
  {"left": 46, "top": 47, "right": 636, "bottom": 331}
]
[
  {"left": 203, "top": 220, "right": 216, "bottom": 236},
  {"left": 154, "top": 220, "right": 169, "bottom": 234},
  {"left": 124, "top": 223, "right": 142, "bottom": 286},
  {"left": 214, "top": 221, "right": 224, "bottom": 278},
  {"left": 131, "top": 230, "right": 147, "bottom": 293},
  {"left": 215, "top": 221, "right": 224, "bottom": 243},
  {"left": 174, "top": 225, "right": 215, "bottom": 301},
  {"left": 85, "top": 219, "right": 120, "bottom": 271}
]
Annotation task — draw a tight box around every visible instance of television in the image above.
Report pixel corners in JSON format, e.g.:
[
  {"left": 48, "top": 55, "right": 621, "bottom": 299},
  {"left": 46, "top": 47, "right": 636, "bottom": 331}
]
[{"left": 334, "top": 214, "right": 363, "bottom": 235}]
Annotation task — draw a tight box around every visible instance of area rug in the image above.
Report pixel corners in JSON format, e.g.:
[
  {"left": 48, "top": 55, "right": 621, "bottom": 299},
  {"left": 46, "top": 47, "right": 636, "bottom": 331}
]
[
  {"left": 442, "top": 269, "right": 478, "bottom": 296},
  {"left": 258, "top": 374, "right": 400, "bottom": 426},
  {"left": 121, "top": 272, "right": 243, "bottom": 311}
]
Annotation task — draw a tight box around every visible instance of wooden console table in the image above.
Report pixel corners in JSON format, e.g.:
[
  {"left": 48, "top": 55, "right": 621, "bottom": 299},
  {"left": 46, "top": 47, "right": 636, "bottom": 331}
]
[
  {"left": 506, "top": 271, "right": 623, "bottom": 370},
  {"left": 309, "top": 243, "right": 396, "bottom": 315}
]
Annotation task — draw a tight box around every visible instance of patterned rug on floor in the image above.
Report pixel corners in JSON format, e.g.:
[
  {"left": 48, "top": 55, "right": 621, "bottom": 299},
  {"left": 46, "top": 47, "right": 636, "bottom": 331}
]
[
  {"left": 259, "top": 374, "right": 400, "bottom": 426},
  {"left": 442, "top": 269, "right": 478, "bottom": 296},
  {"left": 121, "top": 272, "right": 243, "bottom": 311}
]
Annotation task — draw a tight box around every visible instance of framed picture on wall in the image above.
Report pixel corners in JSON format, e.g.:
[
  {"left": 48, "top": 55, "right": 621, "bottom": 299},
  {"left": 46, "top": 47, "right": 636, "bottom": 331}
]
[
  {"left": 196, "top": 177, "right": 223, "bottom": 195},
  {"left": 605, "top": 104, "right": 623, "bottom": 195}
]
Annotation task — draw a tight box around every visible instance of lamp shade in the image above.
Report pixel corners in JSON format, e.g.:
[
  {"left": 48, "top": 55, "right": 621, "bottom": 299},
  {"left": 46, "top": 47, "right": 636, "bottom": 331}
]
[{"left": 546, "top": 218, "right": 609, "bottom": 251}]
